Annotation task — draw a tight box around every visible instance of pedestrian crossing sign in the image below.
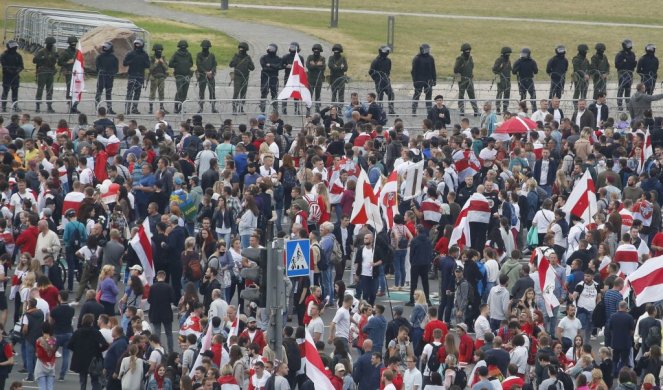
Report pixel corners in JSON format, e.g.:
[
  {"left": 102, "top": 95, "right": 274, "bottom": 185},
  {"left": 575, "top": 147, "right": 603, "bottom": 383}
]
[{"left": 286, "top": 239, "right": 310, "bottom": 278}]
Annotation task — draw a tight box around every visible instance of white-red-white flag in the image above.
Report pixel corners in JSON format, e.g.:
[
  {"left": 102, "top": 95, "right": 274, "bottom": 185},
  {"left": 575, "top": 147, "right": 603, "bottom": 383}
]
[
  {"left": 277, "top": 53, "right": 312, "bottom": 108},
  {"left": 328, "top": 177, "right": 344, "bottom": 205},
  {"left": 130, "top": 218, "right": 155, "bottom": 282},
  {"left": 614, "top": 243, "right": 640, "bottom": 275},
  {"left": 448, "top": 193, "right": 491, "bottom": 250},
  {"left": 70, "top": 42, "right": 85, "bottom": 103},
  {"left": 619, "top": 208, "right": 634, "bottom": 236},
  {"left": 303, "top": 328, "right": 335, "bottom": 390},
  {"left": 627, "top": 256, "right": 663, "bottom": 306},
  {"left": 350, "top": 169, "right": 383, "bottom": 232},
  {"left": 61, "top": 191, "right": 85, "bottom": 229},
  {"left": 226, "top": 318, "right": 238, "bottom": 347},
  {"left": 452, "top": 148, "right": 481, "bottom": 182},
  {"left": 100, "top": 180, "right": 121, "bottom": 205},
  {"left": 529, "top": 247, "right": 561, "bottom": 317},
  {"left": 561, "top": 169, "right": 597, "bottom": 226},
  {"left": 639, "top": 129, "right": 653, "bottom": 174},
  {"left": 379, "top": 171, "right": 399, "bottom": 230},
  {"left": 189, "top": 322, "right": 213, "bottom": 378}
]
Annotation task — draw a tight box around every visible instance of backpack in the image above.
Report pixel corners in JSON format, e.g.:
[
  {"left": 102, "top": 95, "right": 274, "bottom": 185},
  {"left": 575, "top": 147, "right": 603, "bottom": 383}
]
[
  {"left": 186, "top": 136, "right": 202, "bottom": 161},
  {"left": 592, "top": 299, "right": 606, "bottom": 328},
  {"left": 330, "top": 236, "right": 343, "bottom": 266},
  {"left": 556, "top": 369, "right": 574, "bottom": 390},
  {"left": 69, "top": 223, "right": 84, "bottom": 250},
  {"left": 427, "top": 343, "right": 443, "bottom": 373},
  {"left": 304, "top": 195, "right": 321, "bottom": 224},
  {"left": 314, "top": 243, "right": 329, "bottom": 271},
  {"left": 452, "top": 367, "right": 468, "bottom": 389},
  {"left": 282, "top": 168, "right": 298, "bottom": 188},
  {"left": 88, "top": 247, "right": 100, "bottom": 269},
  {"left": 185, "top": 253, "right": 203, "bottom": 281},
  {"left": 646, "top": 323, "right": 662, "bottom": 348},
  {"left": 506, "top": 202, "right": 518, "bottom": 227},
  {"left": 376, "top": 105, "right": 388, "bottom": 126},
  {"left": 394, "top": 226, "right": 409, "bottom": 250},
  {"left": 547, "top": 379, "right": 561, "bottom": 390}
]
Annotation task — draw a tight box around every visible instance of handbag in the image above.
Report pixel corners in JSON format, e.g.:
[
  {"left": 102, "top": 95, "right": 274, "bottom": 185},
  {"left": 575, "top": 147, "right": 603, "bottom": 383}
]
[
  {"left": 527, "top": 226, "right": 539, "bottom": 247},
  {"left": 88, "top": 355, "right": 104, "bottom": 376},
  {"left": 9, "top": 316, "right": 24, "bottom": 344}
]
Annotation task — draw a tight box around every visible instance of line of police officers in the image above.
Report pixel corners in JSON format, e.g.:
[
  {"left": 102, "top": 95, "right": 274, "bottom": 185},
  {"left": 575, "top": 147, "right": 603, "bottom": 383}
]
[{"left": 0, "top": 37, "right": 659, "bottom": 115}]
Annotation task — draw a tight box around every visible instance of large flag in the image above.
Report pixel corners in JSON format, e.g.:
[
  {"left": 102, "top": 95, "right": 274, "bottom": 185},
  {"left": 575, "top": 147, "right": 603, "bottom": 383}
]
[
  {"left": 561, "top": 169, "right": 597, "bottom": 226},
  {"left": 529, "top": 247, "right": 561, "bottom": 317},
  {"left": 614, "top": 243, "right": 640, "bottom": 275},
  {"left": 70, "top": 41, "right": 85, "bottom": 103},
  {"left": 402, "top": 160, "right": 425, "bottom": 200},
  {"left": 277, "top": 53, "right": 312, "bottom": 108},
  {"left": 452, "top": 149, "right": 481, "bottom": 182},
  {"left": 189, "top": 323, "right": 228, "bottom": 377},
  {"left": 303, "top": 328, "right": 335, "bottom": 390},
  {"left": 627, "top": 255, "right": 663, "bottom": 306},
  {"left": 379, "top": 171, "right": 399, "bottom": 230},
  {"left": 619, "top": 208, "right": 634, "bottom": 236},
  {"left": 226, "top": 318, "right": 238, "bottom": 347},
  {"left": 448, "top": 193, "right": 491, "bottom": 250},
  {"left": 130, "top": 218, "right": 155, "bottom": 282},
  {"left": 61, "top": 191, "right": 85, "bottom": 229},
  {"left": 350, "top": 169, "right": 383, "bottom": 232},
  {"left": 328, "top": 177, "right": 344, "bottom": 205},
  {"left": 638, "top": 129, "right": 653, "bottom": 174}
]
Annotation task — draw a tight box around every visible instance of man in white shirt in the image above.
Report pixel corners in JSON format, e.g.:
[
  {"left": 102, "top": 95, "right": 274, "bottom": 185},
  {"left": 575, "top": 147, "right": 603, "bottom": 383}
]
[
  {"left": 556, "top": 304, "right": 582, "bottom": 352},
  {"left": 148, "top": 334, "right": 166, "bottom": 372},
  {"left": 98, "top": 314, "right": 114, "bottom": 357},
  {"left": 77, "top": 157, "right": 94, "bottom": 186},
  {"left": 307, "top": 303, "right": 325, "bottom": 343},
  {"left": 35, "top": 220, "right": 61, "bottom": 266},
  {"left": 263, "top": 132, "right": 280, "bottom": 160},
  {"left": 9, "top": 179, "right": 36, "bottom": 215},
  {"left": 573, "top": 270, "right": 599, "bottom": 343},
  {"left": 403, "top": 355, "right": 422, "bottom": 390},
  {"left": 30, "top": 287, "right": 49, "bottom": 320},
  {"left": 250, "top": 360, "right": 271, "bottom": 389},
  {"left": 479, "top": 138, "right": 498, "bottom": 168},
  {"left": 531, "top": 99, "right": 549, "bottom": 123},
  {"left": 420, "top": 328, "right": 443, "bottom": 380},
  {"left": 474, "top": 304, "right": 492, "bottom": 348},
  {"left": 208, "top": 289, "right": 228, "bottom": 321},
  {"left": 549, "top": 97, "right": 564, "bottom": 123},
  {"left": 259, "top": 155, "right": 277, "bottom": 178},
  {"left": 328, "top": 294, "right": 353, "bottom": 350}
]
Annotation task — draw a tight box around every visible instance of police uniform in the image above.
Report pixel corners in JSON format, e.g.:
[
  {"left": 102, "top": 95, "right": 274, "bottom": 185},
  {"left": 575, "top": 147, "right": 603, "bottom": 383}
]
[
  {"left": 229, "top": 42, "right": 255, "bottom": 113},
  {"left": 260, "top": 43, "right": 282, "bottom": 113},
  {"left": 95, "top": 42, "right": 119, "bottom": 114},
  {"left": 512, "top": 48, "right": 538, "bottom": 111},
  {"left": 637, "top": 44, "right": 659, "bottom": 94},
  {"left": 546, "top": 45, "right": 568, "bottom": 99},
  {"left": 148, "top": 43, "right": 169, "bottom": 114},
  {"left": 281, "top": 42, "right": 303, "bottom": 115},
  {"left": 411, "top": 43, "right": 436, "bottom": 114},
  {"left": 32, "top": 37, "right": 58, "bottom": 113},
  {"left": 196, "top": 40, "right": 218, "bottom": 113},
  {"left": 57, "top": 36, "right": 79, "bottom": 112},
  {"left": 328, "top": 44, "right": 348, "bottom": 104},
  {"left": 615, "top": 39, "right": 637, "bottom": 110},
  {"left": 0, "top": 40, "right": 23, "bottom": 112},
  {"left": 572, "top": 44, "right": 591, "bottom": 107},
  {"left": 123, "top": 39, "right": 151, "bottom": 114},
  {"left": 369, "top": 45, "right": 395, "bottom": 114},
  {"left": 590, "top": 43, "right": 610, "bottom": 99},
  {"left": 306, "top": 44, "right": 325, "bottom": 112},
  {"left": 169, "top": 40, "right": 194, "bottom": 114},
  {"left": 454, "top": 43, "right": 478, "bottom": 116},
  {"left": 492, "top": 47, "right": 511, "bottom": 114}
]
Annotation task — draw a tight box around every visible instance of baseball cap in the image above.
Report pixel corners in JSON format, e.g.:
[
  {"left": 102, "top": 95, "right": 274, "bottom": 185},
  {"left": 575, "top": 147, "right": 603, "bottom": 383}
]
[
  {"left": 335, "top": 363, "right": 346, "bottom": 372},
  {"left": 247, "top": 316, "right": 256, "bottom": 323},
  {"left": 456, "top": 323, "right": 468, "bottom": 332},
  {"left": 129, "top": 265, "right": 143, "bottom": 272},
  {"left": 454, "top": 266, "right": 464, "bottom": 273}
]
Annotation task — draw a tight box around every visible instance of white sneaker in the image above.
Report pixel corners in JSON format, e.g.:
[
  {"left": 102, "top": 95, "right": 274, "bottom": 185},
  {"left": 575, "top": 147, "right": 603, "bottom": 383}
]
[{"left": 56, "top": 351, "right": 62, "bottom": 358}]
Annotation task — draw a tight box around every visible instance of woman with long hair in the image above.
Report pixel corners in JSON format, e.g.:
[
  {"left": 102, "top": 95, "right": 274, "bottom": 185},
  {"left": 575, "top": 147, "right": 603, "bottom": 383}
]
[
  {"left": 34, "top": 321, "right": 57, "bottom": 389},
  {"left": 316, "top": 183, "right": 331, "bottom": 224},
  {"left": 12, "top": 253, "right": 31, "bottom": 322},
  {"left": 225, "top": 238, "right": 244, "bottom": 304},
  {"left": 552, "top": 169, "right": 571, "bottom": 197},
  {"left": 148, "top": 364, "right": 173, "bottom": 390},
  {"left": 410, "top": 289, "right": 428, "bottom": 355},
  {"left": 548, "top": 209, "right": 569, "bottom": 260},
  {"left": 238, "top": 195, "right": 258, "bottom": 248},
  {"left": 119, "top": 275, "right": 145, "bottom": 312},
  {"left": 212, "top": 196, "right": 233, "bottom": 247},
  {"left": 518, "top": 288, "right": 537, "bottom": 317},
  {"left": 68, "top": 313, "right": 109, "bottom": 390},
  {"left": 198, "top": 228, "right": 216, "bottom": 261},
  {"left": 181, "top": 237, "right": 201, "bottom": 287},
  {"left": 566, "top": 334, "right": 584, "bottom": 364},
  {"left": 334, "top": 280, "right": 346, "bottom": 309},
  {"left": 552, "top": 341, "right": 573, "bottom": 369},
  {"left": 278, "top": 154, "right": 298, "bottom": 211},
  {"left": 118, "top": 344, "right": 144, "bottom": 389},
  {"left": 165, "top": 352, "right": 181, "bottom": 390},
  {"left": 229, "top": 345, "right": 247, "bottom": 389},
  {"left": 637, "top": 345, "right": 662, "bottom": 384},
  {"left": 589, "top": 368, "right": 608, "bottom": 390},
  {"left": 332, "top": 337, "right": 351, "bottom": 368},
  {"left": 97, "top": 265, "right": 119, "bottom": 315},
  {"left": 178, "top": 282, "right": 200, "bottom": 326},
  {"left": 391, "top": 214, "right": 412, "bottom": 291}
]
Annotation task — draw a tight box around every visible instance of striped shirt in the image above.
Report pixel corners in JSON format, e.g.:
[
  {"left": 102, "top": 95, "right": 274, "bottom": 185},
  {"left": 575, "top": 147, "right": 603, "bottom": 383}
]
[{"left": 604, "top": 289, "right": 623, "bottom": 323}]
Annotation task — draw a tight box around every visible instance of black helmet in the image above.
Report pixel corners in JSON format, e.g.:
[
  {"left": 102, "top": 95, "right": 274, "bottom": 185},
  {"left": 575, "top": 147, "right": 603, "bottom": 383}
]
[
  {"left": 501, "top": 46, "right": 512, "bottom": 55},
  {"left": 379, "top": 45, "right": 391, "bottom": 54},
  {"left": 332, "top": 43, "right": 343, "bottom": 53},
  {"left": 67, "top": 36, "right": 78, "bottom": 45},
  {"left": 289, "top": 42, "right": 299, "bottom": 52},
  {"left": 520, "top": 47, "right": 531, "bottom": 57},
  {"left": 177, "top": 40, "right": 188, "bottom": 49},
  {"left": 555, "top": 45, "right": 566, "bottom": 54},
  {"left": 595, "top": 43, "right": 606, "bottom": 52},
  {"left": 133, "top": 38, "right": 145, "bottom": 48},
  {"left": 6, "top": 40, "right": 18, "bottom": 50},
  {"left": 201, "top": 40, "right": 211, "bottom": 49},
  {"left": 420, "top": 43, "right": 430, "bottom": 54},
  {"left": 153, "top": 43, "right": 164, "bottom": 51},
  {"left": 267, "top": 43, "right": 277, "bottom": 53},
  {"left": 102, "top": 42, "right": 113, "bottom": 52},
  {"left": 238, "top": 42, "right": 249, "bottom": 50},
  {"left": 577, "top": 44, "right": 589, "bottom": 53},
  {"left": 646, "top": 43, "right": 656, "bottom": 53},
  {"left": 461, "top": 43, "right": 471, "bottom": 52},
  {"left": 312, "top": 43, "right": 323, "bottom": 52},
  {"left": 45, "top": 37, "right": 56, "bottom": 45},
  {"left": 622, "top": 39, "right": 633, "bottom": 50}
]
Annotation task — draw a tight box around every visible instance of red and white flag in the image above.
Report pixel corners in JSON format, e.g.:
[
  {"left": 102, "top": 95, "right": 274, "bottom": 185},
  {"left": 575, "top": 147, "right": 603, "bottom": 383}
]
[
  {"left": 627, "top": 255, "right": 663, "bottom": 306},
  {"left": 619, "top": 208, "right": 634, "bottom": 236},
  {"left": 379, "top": 171, "right": 399, "bottom": 230},
  {"left": 529, "top": 247, "right": 561, "bottom": 317},
  {"left": 598, "top": 256, "right": 611, "bottom": 280},
  {"left": 633, "top": 199, "right": 653, "bottom": 228},
  {"left": 180, "top": 314, "right": 202, "bottom": 337},
  {"left": 328, "top": 177, "right": 344, "bottom": 205},
  {"left": 100, "top": 181, "right": 121, "bottom": 205},
  {"left": 614, "top": 243, "right": 640, "bottom": 275},
  {"left": 226, "top": 318, "right": 238, "bottom": 347},
  {"left": 130, "top": 218, "right": 155, "bottom": 282},
  {"left": 303, "top": 328, "right": 335, "bottom": 390},
  {"left": 638, "top": 129, "right": 653, "bottom": 174},
  {"left": 350, "top": 169, "right": 383, "bottom": 232},
  {"left": 189, "top": 322, "right": 229, "bottom": 377},
  {"left": 70, "top": 42, "right": 85, "bottom": 103},
  {"left": 532, "top": 142, "right": 544, "bottom": 160},
  {"left": 61, "top": 191, "right": 85, "bottom": 229},
  {"left": 277, "top": 53, "right": 312, "bottom": 108},
  {"left": 448, "top": 193, "right": 491, "bottom": 250},
  {"left": 218, "top": 376, "right": 240, "bottom": 390},
  {"left": 561, "top": 169, "right": 597, "bottom": 226},
  {"left": 452, "top": 148, "right": 481, "bottom": 182}
]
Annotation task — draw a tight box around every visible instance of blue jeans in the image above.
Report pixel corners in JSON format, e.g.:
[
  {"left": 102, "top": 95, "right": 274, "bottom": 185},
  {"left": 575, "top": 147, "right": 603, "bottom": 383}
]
[
  {"left": 321, "top": 268, "right": 334, "bottom": 304},
  {"left": 577, "top": 308, "right": 593, "bottom": 342},
  {"left": 334, "top": 204, "right": 342, "bottom": 222},
  {"left": 545, "top": 306, "right": 560, "bottom": 339},
  {"left": 22, "top": 339, "right": 36, "bottom": 380},
  {"left": 275, "top": 209, "right": 283, "bottom": 234},
  {"left": 186, "top": 222, "right": 195, "bottom": 237},
  {"left": 483, "top": 281, "right": 496, "bottom": 303},
  {"left": 359, "top": 275, "right": 377, "bottom": 305},
  {"left": 393, "top": 250, "right": 407, "bottom": 287},
  {"left": 378, "top": 265, "right": 386, "bottom": 293},
  {"left": 240, "top": 234, "right": 251, "bottom": 249},
  {"left": 38, "top": 375, "right": 54, "bottom": 390},
  {"left": 55, "top": 333, "right": 72, "bottom": 379},
  {"left": 65, "top": 247, "right": 78, "bottom": 291}
]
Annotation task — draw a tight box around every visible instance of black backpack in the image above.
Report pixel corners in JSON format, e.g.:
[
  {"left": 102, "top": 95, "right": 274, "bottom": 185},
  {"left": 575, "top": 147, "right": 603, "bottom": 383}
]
[
  {"left": 647, "top": 323, "right": 662, "bottom": 348},
  {"left": 556, "top": 369, "right": 574, "bottom": 390},
  {"left": 427, "top": 343, "right": 442, "bottom": 373},
  {"left": 452, "top": 367, "right": 468, "bottom": 389},
  {"left": 376, "top": 104, "right": 388, "bottom": 126},
  {"left": 186, "top": 136, "right": 202, "bottom": 161},
  {"left": 547, "top": 379, "right": 561, "bottom": 390},
  {"left": 69, "top": 222, "right": 84, "bottom": 251}
]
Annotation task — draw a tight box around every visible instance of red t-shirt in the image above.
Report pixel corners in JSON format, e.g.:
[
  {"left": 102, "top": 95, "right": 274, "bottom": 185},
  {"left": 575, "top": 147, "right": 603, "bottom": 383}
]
[
  {"left": 40, "top": 285, "right": 60, "bottom": 310},
  {"left": 423, "top": 319, "right": 448, "bottom": 343},
  {"left": 1, "top": 342, "right": 13, "bottom": 361},
  {"left": 502, "top": 376, "right": 525, "bottom": 390},
  {"left": 652, "top": 232, "right": 663, "bottom": 257},
  {"left": 379, "top": 368, "right": 403, "bottom": 390}
]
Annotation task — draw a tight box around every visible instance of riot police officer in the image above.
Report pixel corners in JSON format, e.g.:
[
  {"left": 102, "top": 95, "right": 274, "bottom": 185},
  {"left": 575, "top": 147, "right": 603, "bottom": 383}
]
[
  {"left": 492, "top": 47, "right": 512, "bottom": 114},
  {"left": 169, "top": 40, "right": 194, "bottom": 114},
  {"left": 32, "top": 36, "right": 58, "bottom": 113},
  {"left": 0, "top": 40, "right": 23, "bottom": 112},
  {"left": 411, "top": 43, "right": 436, "bottom": 114},
  {"left": 229, "top": 42, "right": 254, "bottom": 114},
  {"left": 123, "top": 38, "right": 150, "bottom": 114},
  {"left": 512, "top": 47, "right": 538, "bottom": 112},
  {"left": 281, "top": 42, "right": 303, "bottom": 115},
  {"left": 637, "top": 44, "right": 659, "bottom": 94},
  {"left": 590, "top": 43, "right": 610, "bottom": 99},
  {"left": 546, "top": 45, "right": 568, "bottom": 99},
  {"left": 196, "top": 40, "right": 218, "bottom": 113},
  {"left": 260, "top": 43, "right": 281, "bottom": 113},
  {"left": 328, "top": 43, "right": 348, "bottom": 104},
  {"left": 95, "top": 42, "right": 118, "bottom": 114},
  {"left": 454, "top": 43, "right": 479, "bottom": 116},
  {"left": 148, "top": 43, "right": 168, "bottom": 115},
  {"left": 572, "top": 44, "right": 591, "bottom": 107},
  {"left": 369, "top": 45, "right": 395, "bottom": 115},
  {"left": 615, "top": 39, "right": 637, "bottom": 110},
  {"left": 58, "top": 36, "right": 80, "bottom": 113},
  {"left": 307, "top": 43, "right": 325, "bottom": 112}
]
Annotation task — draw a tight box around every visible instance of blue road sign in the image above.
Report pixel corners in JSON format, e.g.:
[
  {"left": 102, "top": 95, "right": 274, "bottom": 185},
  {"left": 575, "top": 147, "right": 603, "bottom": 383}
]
[{"left": 286, "top": 239, "right": 310, "bottom": 278}]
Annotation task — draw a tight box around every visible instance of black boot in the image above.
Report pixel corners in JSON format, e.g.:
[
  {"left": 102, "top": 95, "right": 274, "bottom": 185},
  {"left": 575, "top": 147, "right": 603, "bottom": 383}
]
[
  {"left": 35, "top": 103, "right": 40, "bottom": 113},
  {"left": 46, "top": 104, "right": 55, "bottom": 113},
  {"left": 107, "top": 106, "right": 116, "bottom": 115},
  {"left": 70, "top": 102, "right": 80, "bottom": 114},
  {"left": 160, "top": 104, "right": 169, "bottom": 115},
  {"left": 148, "top": 103, "right": 154, "bottom": 115},
  {"left": 197, "top": 102, "right": 204, "bottom": 114},
  {"left": 211, "top": 102, "right": 218, "bottom": 113},
  {"left": 131, "top": 104, "right": 141, "bottom": 115}
]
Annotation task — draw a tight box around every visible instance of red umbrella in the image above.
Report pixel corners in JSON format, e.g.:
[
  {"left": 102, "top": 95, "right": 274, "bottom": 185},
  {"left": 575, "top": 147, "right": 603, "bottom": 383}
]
[{"left": 494, "top": 116, "right": 538, "bottom": 134}]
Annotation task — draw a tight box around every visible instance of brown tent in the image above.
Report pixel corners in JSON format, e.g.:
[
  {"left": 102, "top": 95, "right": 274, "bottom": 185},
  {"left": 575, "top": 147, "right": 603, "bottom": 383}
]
[{"left": 80, "top": 26, "right": 143, "bottom": 74}]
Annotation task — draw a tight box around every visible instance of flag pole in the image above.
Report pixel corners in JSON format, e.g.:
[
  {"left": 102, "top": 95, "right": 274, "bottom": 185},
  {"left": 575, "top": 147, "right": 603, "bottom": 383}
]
[{"left": 369, "top": 203, "right": 394, "bottom": 320}]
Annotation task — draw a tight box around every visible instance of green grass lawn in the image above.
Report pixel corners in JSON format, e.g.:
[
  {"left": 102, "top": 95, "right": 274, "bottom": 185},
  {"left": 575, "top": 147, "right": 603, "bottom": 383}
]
[{"left": 160, "top": 2, "right": 663, "bottom": 81}]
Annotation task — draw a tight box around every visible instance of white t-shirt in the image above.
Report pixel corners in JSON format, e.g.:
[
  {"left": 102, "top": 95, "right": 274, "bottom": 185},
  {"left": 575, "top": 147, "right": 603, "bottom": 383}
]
[
  {"left": 10, "top": 190, "right": 33, "bottom": 214},
  {"left": 149, "top": 346, "right": 165, "bottom": 365},
  {"left": 251, "top": 372, "right": 271, "bottom": 388},
  {"left": 79, "top": 168, "right": 94, "bottom": 186},
  {"left": 575, "top": 282, "right": 598, "bottom": 312},
  {"left": 361, "top": 247, "right": 374, "bottom": 277},
  {"left": 403, "top": 368, "right": 423, "bottom": 390},
  {"left": 100, "top": 328, "right": 113, "bottom": 357},
  {"left": 474, "top": 315, "right": 491, "bottom": 341},
  {"left": 332, "top": 306, "right": 351, "bottom": 339},
  {"left": 484, "top": 259, "right": 499, "bottom": 283},
  {"left": 385, "top": 384, "right": 397, "bottom": 390},
  {"left": 550, "top": 223, "right": 567, "bottom": 247},
  {"left": 36, "top": 297, "right": 50, "bottom": 320},
  {"left": 557, "top": 316, "right": 582, "bottom": 340},
  {"left": 308, "top": 317, "right": 325, "bottom": 341},
  {"left": 533, "top": 210, "right": 555, "bottom": 233},
  {"left": 421, "top": 341, "right": 442, "bottom": 376}
]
